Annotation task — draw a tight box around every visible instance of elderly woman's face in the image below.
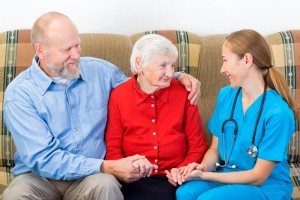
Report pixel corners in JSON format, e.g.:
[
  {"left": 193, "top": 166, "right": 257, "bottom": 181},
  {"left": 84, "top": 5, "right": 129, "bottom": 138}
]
[{"left": 138, "top": 54, "right": 176, "bottom": 92}]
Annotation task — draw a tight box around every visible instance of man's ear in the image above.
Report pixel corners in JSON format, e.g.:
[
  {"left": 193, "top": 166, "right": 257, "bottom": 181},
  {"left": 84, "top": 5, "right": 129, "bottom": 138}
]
[{"left": 35, "top": 43, "right": 46, "bottom": 60}]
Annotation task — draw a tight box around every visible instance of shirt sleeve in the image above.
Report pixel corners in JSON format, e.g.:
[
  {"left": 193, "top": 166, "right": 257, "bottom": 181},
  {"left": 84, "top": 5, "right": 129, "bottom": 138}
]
[
  {"left": 4, "top": 97, "right": 102, "bottom": 180},
  {"left": 176, "top": 101, "right": 208, "bottom": 167},
  {"left": 173, "top": 71, "right": 182, "bottom": 79},
  {"left": 258, "top": 105, "right": 295, "bottom": 162}
]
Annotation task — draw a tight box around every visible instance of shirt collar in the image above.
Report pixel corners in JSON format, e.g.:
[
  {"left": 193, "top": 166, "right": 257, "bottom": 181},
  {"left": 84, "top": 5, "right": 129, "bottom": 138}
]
[
  {"left": 31, "top": 55, "right": 84, "bottom": 95},
  {"left": 131, "top": 74, "right": 170, "bottom": 105}
]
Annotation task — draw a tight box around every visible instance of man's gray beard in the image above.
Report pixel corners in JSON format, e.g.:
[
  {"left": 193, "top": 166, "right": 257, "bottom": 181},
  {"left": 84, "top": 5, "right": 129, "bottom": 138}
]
[{"left": 46, "top": 62, "right": 80, "bottom": 80}]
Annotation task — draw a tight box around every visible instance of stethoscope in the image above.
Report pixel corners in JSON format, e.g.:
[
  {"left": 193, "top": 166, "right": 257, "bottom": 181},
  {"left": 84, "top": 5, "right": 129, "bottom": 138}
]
[{"left": 216, "top": 83, "right": 267, "bottom": 169}]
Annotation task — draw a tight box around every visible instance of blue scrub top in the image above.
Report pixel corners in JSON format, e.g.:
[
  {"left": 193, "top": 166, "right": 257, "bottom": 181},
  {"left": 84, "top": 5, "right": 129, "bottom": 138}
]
[{"left": 208, "top": 86, "right": 295, "bottom": 198}]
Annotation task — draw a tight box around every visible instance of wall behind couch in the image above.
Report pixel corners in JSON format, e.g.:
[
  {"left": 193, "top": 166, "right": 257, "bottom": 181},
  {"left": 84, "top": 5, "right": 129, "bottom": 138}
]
[{"left": 0, "top": 0, "right": 299, "bottom": 36}]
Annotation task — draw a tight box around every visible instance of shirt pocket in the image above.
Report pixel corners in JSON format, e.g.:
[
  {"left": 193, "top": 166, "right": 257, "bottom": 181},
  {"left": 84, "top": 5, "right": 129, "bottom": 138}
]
[
  {"left": 84, "top": 99, "right": 108, "bottom": 129},
  {"left": 85, "top": 99, "right": 107, "bottom": 111}
]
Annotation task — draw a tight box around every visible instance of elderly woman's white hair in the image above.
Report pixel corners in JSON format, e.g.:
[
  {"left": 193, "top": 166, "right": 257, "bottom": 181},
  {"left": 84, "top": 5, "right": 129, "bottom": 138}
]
[{"left": 130, "top": 34, "right": 178, "bottom": 73}]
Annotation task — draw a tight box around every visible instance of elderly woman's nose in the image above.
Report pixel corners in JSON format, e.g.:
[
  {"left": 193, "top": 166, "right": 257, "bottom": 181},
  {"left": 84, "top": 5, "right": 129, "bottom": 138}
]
[{"left": 165, "top": 66, "right": 174, "bottom": 77}]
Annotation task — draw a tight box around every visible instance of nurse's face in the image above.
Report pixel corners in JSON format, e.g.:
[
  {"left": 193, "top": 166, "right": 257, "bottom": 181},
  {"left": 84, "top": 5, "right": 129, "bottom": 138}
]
[{"left": 220, "top": 43, "right": 247, "bottom": 88}]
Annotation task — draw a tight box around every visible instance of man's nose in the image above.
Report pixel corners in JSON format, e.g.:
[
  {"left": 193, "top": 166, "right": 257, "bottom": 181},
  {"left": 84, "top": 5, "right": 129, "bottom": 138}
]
[{"left": 70, "top": 46, "right": 81, "bottom": 60}]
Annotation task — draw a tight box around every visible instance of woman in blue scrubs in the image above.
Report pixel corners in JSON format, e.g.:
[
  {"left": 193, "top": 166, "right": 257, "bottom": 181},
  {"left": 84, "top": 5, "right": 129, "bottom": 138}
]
[{"left": 173, "top": 29, "right": 298, "bottom": 199}]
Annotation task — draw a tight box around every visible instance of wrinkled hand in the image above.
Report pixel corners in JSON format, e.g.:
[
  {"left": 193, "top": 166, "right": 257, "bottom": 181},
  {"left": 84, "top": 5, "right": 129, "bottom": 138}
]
[
  {"left": 178, "top": 73, "right": 201, "bottom": 105},
  {"left": 101, "top": 155, "right": 146, "bottom": 183},
  {"left": 132, "top": 157, "right": 158, "bottom": 178},
  {"left": 165, "top": 168, "right": 185, "bottom": 186}
]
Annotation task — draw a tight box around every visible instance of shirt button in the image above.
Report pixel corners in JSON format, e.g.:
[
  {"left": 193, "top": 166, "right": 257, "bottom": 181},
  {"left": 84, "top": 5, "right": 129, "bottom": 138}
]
[
  {"left": 153, "top": 132, "right": 156, "bottom": 135},
  {"left": 76, "top": 144, "right": 80, "bottom": 148},
  {"left": 151, "top": 104, "right": 154, "bottom": 108},
  {"left": 155, "top": 159, "right": 158, "bottom": 162},
  {"left": 74, "top": 128, "right": 78, "bottom": 131},
  {"left": 152, "top": 119, "right": 155, "bottom": 123},
  {"left": 151, "top": 95, "right": 155, "bottom": 98},
  {"left": 154, "top": 146, "right": 157, "bottom": 149},
  {"left": 155, "top": 170, "right": 158, "bottom": 173}
]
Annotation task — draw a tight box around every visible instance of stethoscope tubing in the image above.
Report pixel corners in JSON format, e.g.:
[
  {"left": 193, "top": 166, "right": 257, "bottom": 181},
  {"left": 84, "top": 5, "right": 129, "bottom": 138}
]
[{"left": 219, "top": 83, "right": 267, "bottom": 168}]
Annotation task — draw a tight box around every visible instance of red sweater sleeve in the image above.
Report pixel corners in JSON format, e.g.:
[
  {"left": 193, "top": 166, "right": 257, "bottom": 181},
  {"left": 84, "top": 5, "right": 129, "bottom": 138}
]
[{"left": 176, "top": 100, "right": 208, "bottom": 168}]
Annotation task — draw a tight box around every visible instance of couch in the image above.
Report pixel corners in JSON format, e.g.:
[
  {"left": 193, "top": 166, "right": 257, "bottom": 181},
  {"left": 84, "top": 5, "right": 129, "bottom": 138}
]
[{"left": 0, "top": 29, "right": 299, "bottom": 199}]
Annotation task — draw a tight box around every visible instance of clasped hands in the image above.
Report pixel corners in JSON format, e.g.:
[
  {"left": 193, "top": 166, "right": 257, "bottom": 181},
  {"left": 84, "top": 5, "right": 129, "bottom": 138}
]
[
  {"left": 165, "top": 162, "right": 206, "bottom": 186},
  {"left": 111, "top": 156, "right": 205, "bottom": 186},
  {"left": 111, "top": 155, "right": 157, "bottom": 183}
]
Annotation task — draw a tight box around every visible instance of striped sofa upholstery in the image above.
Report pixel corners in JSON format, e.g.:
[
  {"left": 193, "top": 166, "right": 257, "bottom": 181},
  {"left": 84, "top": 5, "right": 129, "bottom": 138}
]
[
  {"left": 0, "top": 29, "right": 299, "bottom": 199},
  {"left": 0, "top": 30, "right": 33, "bottom": 190},
  {"left": 266, "top": 30, "right": 300, "bottom": 199}
]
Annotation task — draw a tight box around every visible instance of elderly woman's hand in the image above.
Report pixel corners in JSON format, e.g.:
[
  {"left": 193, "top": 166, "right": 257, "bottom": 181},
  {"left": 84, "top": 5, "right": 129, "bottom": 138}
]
[
  {"left": 132, "top": 157, "right": 158, "bottom": 178},
  {"left": 165, "top": 168, "right": 185, "bottom": 186},
  {"left": 165, "top": 163, "right": 206, "bottom": 185},
  {"left": 178, "top": 73, "right": 201, "bottom": 105}
]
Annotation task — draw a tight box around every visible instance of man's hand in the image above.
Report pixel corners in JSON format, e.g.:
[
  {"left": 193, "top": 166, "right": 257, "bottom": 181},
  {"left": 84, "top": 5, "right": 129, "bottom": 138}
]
[
  {"left": 178, "top": 73, "right": 201, "bottom": 105},
  {"left": 101, "top": 155, "right": 145, "bottom": 183}
]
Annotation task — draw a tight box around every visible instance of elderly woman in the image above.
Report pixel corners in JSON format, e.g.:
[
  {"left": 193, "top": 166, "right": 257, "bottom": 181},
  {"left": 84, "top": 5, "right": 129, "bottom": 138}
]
[{"left": 105, "top": 34, "right": 208, "bottom": 200}]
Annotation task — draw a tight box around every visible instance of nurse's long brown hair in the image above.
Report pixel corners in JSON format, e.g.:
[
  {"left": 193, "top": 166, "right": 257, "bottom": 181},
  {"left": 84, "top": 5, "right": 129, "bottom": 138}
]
[{"left": 225, "top": 29, "right": 298, "bottom": 118}]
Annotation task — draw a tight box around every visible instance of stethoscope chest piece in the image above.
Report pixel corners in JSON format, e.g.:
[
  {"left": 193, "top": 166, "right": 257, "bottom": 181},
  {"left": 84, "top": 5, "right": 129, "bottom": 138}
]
[{"left": 247, "top": 144, "right": 258, "bottom": 158}]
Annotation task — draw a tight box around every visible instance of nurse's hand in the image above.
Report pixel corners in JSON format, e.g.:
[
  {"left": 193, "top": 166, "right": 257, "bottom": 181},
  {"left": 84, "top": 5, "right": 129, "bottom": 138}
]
[
  {"left": 179, "top": 162, "right": 205, "bottom": 177},
  {"left": 184, "top": 169, "right": 205, "bottom": 181}
]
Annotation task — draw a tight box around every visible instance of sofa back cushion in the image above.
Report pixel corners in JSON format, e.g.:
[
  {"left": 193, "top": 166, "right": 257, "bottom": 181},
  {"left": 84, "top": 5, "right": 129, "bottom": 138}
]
[
  {"left": 80, "top": 33, "right": 132, "bottom": 76},
  {"left": 266, "top": 30, "right": 300, "bottom": 164},
  {"left": 0, "top": 30, "right": 34, "bottom": 168}
]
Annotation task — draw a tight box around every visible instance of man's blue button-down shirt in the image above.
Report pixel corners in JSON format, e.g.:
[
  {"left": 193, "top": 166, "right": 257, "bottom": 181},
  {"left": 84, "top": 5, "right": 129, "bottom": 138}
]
[{"left": 3, "top": 56, "right": 127, "bottom": 180}]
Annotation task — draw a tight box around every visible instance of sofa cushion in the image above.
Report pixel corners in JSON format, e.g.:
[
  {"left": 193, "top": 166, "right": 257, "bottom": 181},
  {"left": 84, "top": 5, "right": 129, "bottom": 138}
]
[
  {"left": 80, "top": 33, "right": 132, "bottom": 77},
  {"left": 0, "top": 30, "right": 34, "bottom": 169},
  {"left": 265, "top": 30, "right": 300, "bottom": 164},
  {"left": 266, "top": 30, "right": 300, "bottom": 199}
]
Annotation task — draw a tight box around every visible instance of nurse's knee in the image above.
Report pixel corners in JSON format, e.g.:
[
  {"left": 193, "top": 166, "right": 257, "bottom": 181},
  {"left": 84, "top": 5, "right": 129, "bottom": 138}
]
[{"left": 176, "top": 184, "right": 195, "bottom": 200}]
